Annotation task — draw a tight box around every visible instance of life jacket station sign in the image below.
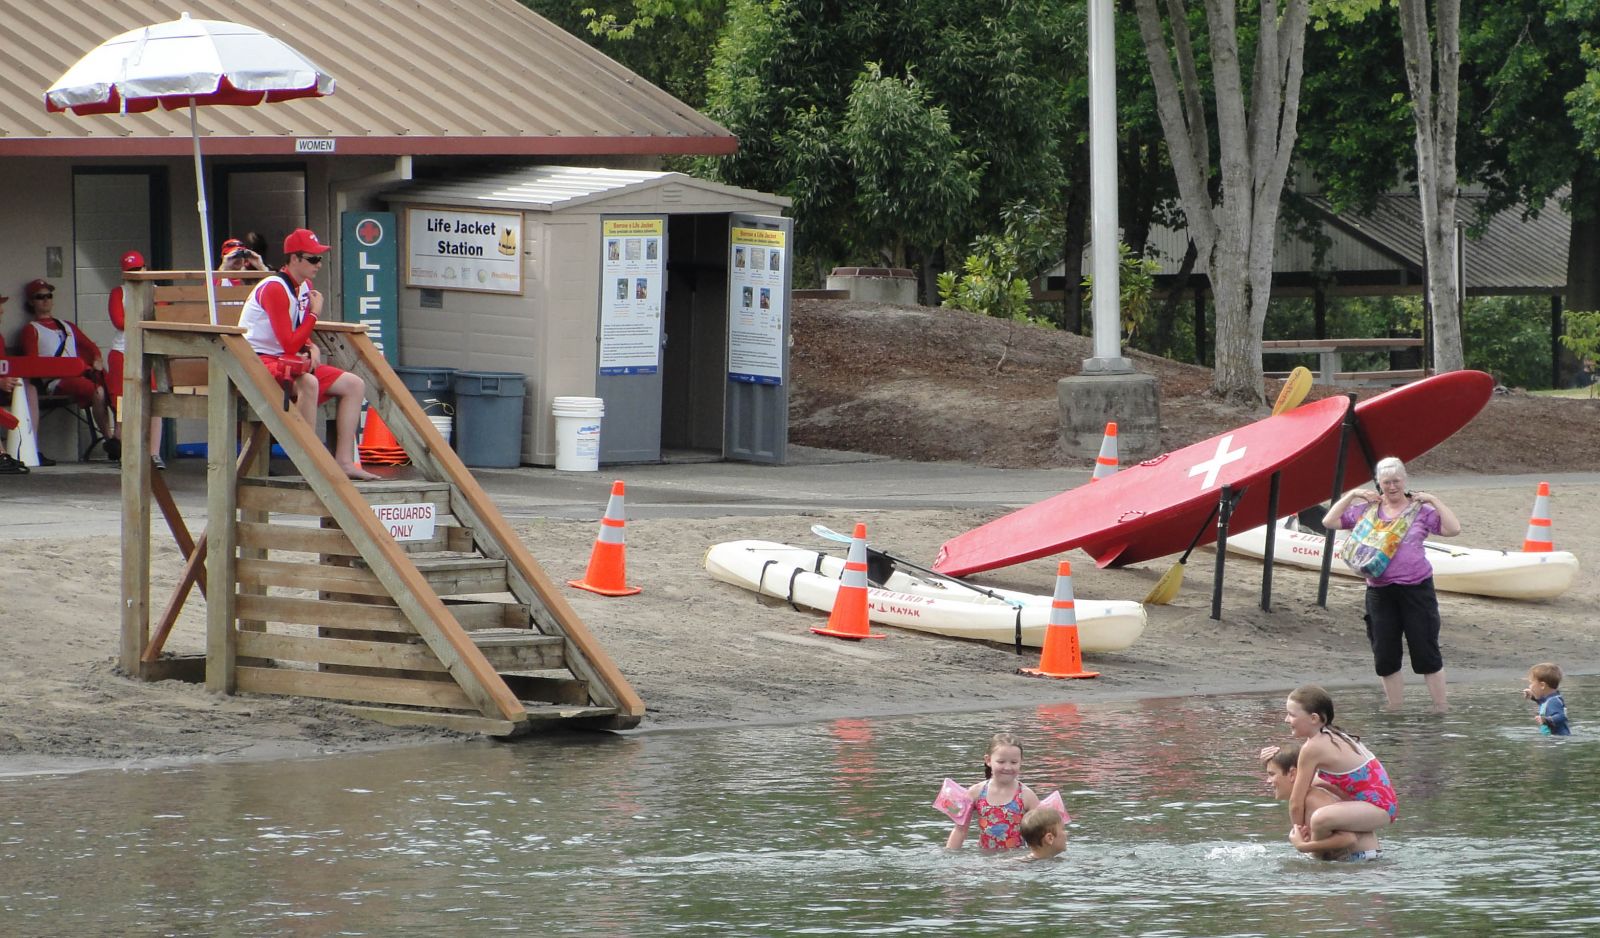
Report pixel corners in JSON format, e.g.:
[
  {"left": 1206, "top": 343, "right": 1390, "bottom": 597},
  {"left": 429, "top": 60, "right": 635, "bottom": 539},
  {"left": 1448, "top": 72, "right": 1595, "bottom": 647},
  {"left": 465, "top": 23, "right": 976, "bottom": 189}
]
[
  {"left": 727, "top": 226, "right": 786, "bottom": 385},
  {"left": 598, "top": 217, "right": 665, "bottom": 376},
  {"left": 405, "top": 207, "right": 523, "bottom": 295}
]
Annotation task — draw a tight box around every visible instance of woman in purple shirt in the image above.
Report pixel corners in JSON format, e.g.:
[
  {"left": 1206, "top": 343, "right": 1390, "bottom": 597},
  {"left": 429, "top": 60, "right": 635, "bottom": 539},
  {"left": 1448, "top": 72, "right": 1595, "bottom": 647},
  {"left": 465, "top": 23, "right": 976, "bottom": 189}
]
[{"left": 1323, "top": 456, "right": 1461, "bottom": 712}]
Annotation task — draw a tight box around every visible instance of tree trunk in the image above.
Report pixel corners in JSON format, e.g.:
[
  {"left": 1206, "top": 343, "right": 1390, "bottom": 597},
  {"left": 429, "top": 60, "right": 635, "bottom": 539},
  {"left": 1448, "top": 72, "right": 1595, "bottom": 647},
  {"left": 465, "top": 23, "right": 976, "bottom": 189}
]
[
  {"left": 1135, "top": 0, "right": 1309, "bottom": 405},
  {"left": 1060, "top": 145, "right": 1092, "bottom": 333},
  {"left": 1566, "top": 160, "right": 1600, "bottom": 314},
  {"left": 1398, "top": 0, "right": 1463, "bottom": 371}
]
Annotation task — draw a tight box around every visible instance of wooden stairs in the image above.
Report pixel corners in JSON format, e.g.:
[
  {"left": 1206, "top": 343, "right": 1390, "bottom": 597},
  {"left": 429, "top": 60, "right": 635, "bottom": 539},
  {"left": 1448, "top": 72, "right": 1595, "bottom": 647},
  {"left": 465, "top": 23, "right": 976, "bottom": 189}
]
[{"left": 118, "top": 273, "right": 644, "bottom": 736}]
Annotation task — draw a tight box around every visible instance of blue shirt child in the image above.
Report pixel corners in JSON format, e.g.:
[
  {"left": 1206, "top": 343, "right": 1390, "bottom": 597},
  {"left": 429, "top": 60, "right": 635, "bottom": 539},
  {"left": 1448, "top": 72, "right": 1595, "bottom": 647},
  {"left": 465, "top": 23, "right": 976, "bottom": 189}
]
[{"left": 1536, "top": 691, "right": 1571, "bottom": 736}]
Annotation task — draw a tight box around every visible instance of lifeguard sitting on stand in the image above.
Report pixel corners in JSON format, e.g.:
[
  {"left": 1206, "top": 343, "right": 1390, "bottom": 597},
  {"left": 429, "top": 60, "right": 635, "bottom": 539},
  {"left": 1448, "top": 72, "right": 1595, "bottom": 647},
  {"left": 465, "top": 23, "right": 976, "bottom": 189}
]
[{"left": 237, "top": 228, "right": 379, "bottom": 480}]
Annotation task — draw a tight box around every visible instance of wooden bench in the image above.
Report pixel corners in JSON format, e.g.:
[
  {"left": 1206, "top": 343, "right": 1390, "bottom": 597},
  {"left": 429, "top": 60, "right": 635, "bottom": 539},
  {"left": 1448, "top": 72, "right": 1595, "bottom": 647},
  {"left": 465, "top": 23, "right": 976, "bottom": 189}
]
[{"left": 1262, "top": 337, "right": 1425, "bottom": 387}]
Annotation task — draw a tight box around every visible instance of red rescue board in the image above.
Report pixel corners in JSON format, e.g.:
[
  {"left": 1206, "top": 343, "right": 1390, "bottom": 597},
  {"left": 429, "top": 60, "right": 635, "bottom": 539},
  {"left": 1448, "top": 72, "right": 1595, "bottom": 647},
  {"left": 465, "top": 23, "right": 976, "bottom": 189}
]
[
  {"left": 933, "top": 395, "right": 1349, "bottom": 576},
  {"left": 1102, "top": 369, "right": 1497, "bottom": 568},
  {"left": 0, "top": 356, "right": 89, "bottom": 380},
  {"left": 935, "top": 371, "right": 1495, "bottom": 574}
]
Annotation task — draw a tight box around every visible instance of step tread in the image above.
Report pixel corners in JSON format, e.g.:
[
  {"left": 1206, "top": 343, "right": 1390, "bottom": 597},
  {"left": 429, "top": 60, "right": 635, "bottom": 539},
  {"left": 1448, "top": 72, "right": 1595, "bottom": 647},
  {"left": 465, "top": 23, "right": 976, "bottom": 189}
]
[
  {"left": 253, "top": 477, "right": 453, "bottom": 494},
  {"left": 470, "top": 628, "right": 562, "bottom": 647}
]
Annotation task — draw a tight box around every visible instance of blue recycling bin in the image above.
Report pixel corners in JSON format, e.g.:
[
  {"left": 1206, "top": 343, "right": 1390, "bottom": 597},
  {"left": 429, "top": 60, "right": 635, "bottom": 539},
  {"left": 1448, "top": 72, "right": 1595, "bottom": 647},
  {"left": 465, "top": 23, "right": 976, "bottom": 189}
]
[
  {"left": 393, "top": 365, "right": 456, "bottom": 417},
  {"left": 453, "top": 370, "right": 527, "bottom": 467}
]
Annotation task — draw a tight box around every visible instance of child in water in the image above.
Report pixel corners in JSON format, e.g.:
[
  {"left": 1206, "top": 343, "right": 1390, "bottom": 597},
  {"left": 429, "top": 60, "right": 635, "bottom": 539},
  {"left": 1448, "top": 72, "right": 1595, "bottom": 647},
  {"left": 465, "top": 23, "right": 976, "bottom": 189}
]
[
  {"left": 1281, "top": 685, "right": 1398, "bottom": 846},
  {"left": 1261, "top": 741, "right": 1381, "bottom": 861},
  {"left": 1524, "top": 662, "right": 1572, "bottom": 735},
  {"left": 1017, "top": 806, "right": 1068, "bottom": 861},
  {"left": 945, "top": 732, "right": 1041, "bottom": 851}
]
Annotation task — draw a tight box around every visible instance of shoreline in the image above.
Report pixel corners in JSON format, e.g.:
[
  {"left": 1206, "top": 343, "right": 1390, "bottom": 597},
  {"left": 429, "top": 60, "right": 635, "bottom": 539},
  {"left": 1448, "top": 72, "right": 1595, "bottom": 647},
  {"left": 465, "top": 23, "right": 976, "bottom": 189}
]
[{"left": 2, "top": 474, "right": 1594, "bottom": 778}]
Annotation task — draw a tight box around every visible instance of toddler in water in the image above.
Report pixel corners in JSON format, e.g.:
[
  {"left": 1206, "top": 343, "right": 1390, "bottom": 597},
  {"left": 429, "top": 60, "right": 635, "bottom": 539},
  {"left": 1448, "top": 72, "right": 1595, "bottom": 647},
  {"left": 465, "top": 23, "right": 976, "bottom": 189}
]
[
  {"left": 1281, "top": 685, "right": 1398, "bottom": 846},
  {"left": 1524, "top": 662, "right": 1572, "bottom": 736},
  {"left": 945, "top": 732, "right": 1041, "bottom": 851},
  {"left": 1017, "top": 806, "right": 1068, "bottom": 861},
  {"left": 1261, "top": 741, "right": 1381, "bottom": 861}
]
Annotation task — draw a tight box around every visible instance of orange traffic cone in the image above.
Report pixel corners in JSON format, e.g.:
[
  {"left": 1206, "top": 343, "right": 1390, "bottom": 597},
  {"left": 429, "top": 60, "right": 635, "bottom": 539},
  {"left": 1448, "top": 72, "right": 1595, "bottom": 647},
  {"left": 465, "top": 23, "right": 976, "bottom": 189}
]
[
  {"left": 569, "top": 480, "right": 642, "bottom": 596},
  {"left": 358, "top": 407, "right": 408, "bottom": 466},
  {"left": 1018, "top": 561, "right": 1098, "bottom": 679},
  {"left": 1091, "top": 421, "right": 1118, "bottom": 481},
  {"left": 812, "top": 522, "right": 886, "bottom": 640},
  {"left": 1523, "top": 481, "right": 1554, "bottom": 552}
]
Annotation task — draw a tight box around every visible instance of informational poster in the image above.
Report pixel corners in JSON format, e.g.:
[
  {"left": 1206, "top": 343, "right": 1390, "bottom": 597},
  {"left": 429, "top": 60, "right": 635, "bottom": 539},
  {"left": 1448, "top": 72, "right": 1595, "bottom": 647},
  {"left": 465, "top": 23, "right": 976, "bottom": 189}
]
[
  {"left": 727, "top": 226, "right": 786, "bottom": 385},
  {"left": 598, "top": 217, "right": 664, "bottom": 375},
  {"left": 341, "top": 211, "right": 398, "bottom": 361},
  {"left": 405, "top": 207, "right": 522, "bottom": 294}
]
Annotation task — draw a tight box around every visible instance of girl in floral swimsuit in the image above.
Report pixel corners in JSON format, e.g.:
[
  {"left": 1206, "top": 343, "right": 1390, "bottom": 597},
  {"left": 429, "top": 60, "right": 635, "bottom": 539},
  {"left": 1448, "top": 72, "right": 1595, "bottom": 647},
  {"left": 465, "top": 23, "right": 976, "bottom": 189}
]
[
  {"left": 1282, "top": 685, "right": 1399, "bottom": 847},
  {"left": 945, "top": 732, "right": 1041, "bottom": 851}
]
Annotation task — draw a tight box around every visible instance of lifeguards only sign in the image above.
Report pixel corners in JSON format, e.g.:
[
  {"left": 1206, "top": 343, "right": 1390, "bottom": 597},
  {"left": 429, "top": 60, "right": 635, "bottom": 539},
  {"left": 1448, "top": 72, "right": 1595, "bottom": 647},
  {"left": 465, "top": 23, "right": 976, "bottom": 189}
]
[{"left": 372, "top": 502, "right": 436, "bottom": 542}]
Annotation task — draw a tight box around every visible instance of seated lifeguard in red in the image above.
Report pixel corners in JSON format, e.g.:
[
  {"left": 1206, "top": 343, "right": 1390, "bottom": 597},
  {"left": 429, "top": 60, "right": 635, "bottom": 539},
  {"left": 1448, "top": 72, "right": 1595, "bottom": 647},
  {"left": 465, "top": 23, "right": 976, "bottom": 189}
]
[{"left": 237, "top": 228, "right": 379, "bottom": 480}]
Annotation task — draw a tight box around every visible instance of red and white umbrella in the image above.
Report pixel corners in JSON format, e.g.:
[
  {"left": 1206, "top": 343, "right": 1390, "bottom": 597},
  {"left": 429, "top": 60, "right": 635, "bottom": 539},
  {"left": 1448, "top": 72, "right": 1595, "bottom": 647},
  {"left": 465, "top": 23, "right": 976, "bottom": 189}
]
[{"left": 46, "top": 13, "right": 334, "bottom": 322}]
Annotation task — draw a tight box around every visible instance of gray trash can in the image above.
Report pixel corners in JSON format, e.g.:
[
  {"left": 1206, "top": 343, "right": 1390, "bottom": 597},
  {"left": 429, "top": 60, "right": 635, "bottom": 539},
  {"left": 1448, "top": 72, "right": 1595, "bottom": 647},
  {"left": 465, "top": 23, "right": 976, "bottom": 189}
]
[
  {"left": 394, "top": 365, "right": 456, "bottom": 416},
  {"left": 454, "top": 370, "right": 526, "bottom": 467}
]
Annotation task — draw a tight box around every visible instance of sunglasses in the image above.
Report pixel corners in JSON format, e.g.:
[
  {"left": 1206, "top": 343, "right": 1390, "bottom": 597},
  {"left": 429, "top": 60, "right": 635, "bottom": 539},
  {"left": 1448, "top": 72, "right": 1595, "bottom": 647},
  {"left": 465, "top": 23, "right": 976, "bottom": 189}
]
[
  {"left": 297, "top": 254, "right": 324, "bottom": 265},
  {"left": 32, "top": 293, "right": 54, "bottom": 300}
]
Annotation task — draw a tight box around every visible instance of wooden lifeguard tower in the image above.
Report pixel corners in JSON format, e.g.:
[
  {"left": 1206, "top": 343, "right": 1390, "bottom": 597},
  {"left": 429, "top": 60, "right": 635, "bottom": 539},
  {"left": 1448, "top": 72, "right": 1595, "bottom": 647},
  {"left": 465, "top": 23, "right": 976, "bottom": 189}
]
[{"left": 118, "top": 270, "right": 644, "bottom": 735}]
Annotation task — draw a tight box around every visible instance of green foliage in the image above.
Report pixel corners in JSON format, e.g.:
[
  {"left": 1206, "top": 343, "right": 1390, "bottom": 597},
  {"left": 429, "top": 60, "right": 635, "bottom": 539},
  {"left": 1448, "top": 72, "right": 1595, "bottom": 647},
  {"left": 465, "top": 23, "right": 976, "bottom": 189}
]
[
  {"left": 1082, "top": 244, "right": 1162, "bottom": 346},
  {"left": 938, "top": 203, "right": 1058, "bottom": 322},
  {"left": 1559, "top": 308, "right": 1600, "bottom": 369},
  {"left": 1466, "top": 296, "right": 1555, "bottom": 389},
  {"left": 520, "top": 0, "right": 726, "bottom": 108},
  {"left": 839, "top": 64, "right": 982, "bottom": 266}
]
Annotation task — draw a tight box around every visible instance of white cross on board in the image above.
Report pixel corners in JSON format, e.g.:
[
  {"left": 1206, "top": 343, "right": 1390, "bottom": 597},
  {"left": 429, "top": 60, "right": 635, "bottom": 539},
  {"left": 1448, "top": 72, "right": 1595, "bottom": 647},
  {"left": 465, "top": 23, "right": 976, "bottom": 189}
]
[{"left": 1188, "top": 434, "right": 1245, "bottom": 490}]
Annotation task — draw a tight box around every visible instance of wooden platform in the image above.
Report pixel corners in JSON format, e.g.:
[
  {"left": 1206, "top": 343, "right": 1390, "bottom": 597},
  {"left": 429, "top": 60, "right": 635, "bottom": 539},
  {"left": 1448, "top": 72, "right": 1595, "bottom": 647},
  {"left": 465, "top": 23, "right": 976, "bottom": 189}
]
[{"left": 118, "top": 271, "right": 644, "bottom": 736}]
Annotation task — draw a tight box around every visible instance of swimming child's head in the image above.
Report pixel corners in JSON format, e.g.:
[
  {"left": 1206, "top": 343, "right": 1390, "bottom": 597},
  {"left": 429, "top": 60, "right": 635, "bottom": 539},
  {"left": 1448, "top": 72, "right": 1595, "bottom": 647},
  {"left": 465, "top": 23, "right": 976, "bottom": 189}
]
[
  {"left": 1020, "top": 806, "right": 1066, "bottom": 857},
  {"left": 1528, "top": 662, "right": 1563, "bottom": 692},
  {"left": 982, "top": 732, "right": 1024, "bottom": 781},
  {"left": 1261, "top": 741, "right": 1303, "bottom": 799},
  {"left": 1285, "top": 685, "right": 1334, "bottom": 738}
]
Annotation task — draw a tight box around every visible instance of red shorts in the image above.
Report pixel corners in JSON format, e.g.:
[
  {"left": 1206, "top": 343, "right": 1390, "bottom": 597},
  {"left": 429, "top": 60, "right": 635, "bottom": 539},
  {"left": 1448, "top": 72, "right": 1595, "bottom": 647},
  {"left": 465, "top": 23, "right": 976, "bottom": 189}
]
[
  {"left": 108, "top": 350, "right": 124, "bottom": 405},
  {"left": 259, "top": 354, "right": 343, "bottom": 405},
  {"left": 46, "top": 374, "right": 101, "bottom": 407}
]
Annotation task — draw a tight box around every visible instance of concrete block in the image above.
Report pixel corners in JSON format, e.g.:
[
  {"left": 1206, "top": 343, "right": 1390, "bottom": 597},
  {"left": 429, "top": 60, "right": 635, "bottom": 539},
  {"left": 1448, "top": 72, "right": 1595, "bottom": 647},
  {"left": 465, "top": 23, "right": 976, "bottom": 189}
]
[
  {"left": 825, "top": 267, "right": 917, "bottom": 305},
  {"left": 1058, "top": 372, "right": 1161, "bottom": 462}
]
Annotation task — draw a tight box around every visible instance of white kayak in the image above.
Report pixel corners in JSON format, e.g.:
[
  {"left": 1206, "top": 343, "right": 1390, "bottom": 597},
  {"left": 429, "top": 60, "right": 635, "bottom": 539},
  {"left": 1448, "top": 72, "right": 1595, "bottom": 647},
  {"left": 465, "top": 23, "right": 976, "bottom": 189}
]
[
  {"left": 1224, "top": 518, "right": 1579, "bottom": 600},
  {"left": 704, "top": 540, "right": 1146, "bottom": 652}
]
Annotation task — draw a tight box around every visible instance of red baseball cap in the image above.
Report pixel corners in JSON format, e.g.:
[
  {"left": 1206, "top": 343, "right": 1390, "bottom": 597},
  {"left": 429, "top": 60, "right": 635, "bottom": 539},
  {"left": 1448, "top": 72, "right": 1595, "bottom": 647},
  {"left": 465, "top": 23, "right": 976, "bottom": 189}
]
[
  {"left": 121, "top": 250, "right": 146, "bottom": 271},
  {"left": 283, "top": 228, "right": 331, "bottom": 256},
  {"left": 25, "top": 278, "right": 54, "bottom": 298}
]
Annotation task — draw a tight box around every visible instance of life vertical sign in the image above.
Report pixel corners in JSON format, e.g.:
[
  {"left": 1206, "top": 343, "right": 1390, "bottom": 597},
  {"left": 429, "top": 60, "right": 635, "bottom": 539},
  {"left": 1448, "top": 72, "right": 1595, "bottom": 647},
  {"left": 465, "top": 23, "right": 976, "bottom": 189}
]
[{"left": 341, "top": 211, "right": 399, "bottom": 362}]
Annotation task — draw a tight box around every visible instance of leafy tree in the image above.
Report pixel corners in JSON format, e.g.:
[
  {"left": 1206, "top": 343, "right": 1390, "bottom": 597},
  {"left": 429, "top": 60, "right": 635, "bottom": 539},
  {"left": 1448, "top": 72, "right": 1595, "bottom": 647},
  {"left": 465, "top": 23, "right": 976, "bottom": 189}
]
[
  {"left": 1398, "top": 0, "right": 1464, "bottom": 371},
  {"left": 519, "top": 0, "right": 726, "bottom": 108},
  {"left": 1132, "top": 0, "right": 1312, "bottom": 405},
  {"left": 839, "top": 64, "right": 982, "bottom": 269}
]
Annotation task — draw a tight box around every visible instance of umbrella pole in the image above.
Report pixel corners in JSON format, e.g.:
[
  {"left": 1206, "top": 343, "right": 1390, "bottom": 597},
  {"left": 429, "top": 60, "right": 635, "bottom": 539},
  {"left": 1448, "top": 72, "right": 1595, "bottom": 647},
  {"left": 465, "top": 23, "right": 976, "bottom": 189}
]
[{"left": 190, "top": 100, "right": 220, "bottom": 326}]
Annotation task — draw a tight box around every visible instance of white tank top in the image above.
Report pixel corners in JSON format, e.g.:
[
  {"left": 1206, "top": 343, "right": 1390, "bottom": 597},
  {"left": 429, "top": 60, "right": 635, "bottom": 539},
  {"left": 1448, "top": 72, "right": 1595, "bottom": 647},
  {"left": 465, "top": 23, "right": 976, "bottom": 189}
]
[{"left": 238, "top": 274, "right": 309, "bottom": 356}]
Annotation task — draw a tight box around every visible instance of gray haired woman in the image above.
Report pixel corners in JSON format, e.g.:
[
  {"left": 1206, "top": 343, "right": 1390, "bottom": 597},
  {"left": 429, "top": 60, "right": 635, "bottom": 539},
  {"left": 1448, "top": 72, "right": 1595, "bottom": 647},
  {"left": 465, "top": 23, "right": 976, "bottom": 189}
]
[{"left": 1322, "top": 457, "right": 1460, "bottom": 711}]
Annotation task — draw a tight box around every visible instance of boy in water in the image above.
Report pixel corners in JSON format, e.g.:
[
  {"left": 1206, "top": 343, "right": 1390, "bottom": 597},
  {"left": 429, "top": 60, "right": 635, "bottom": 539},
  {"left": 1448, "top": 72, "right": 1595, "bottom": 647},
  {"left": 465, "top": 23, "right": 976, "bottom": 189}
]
[
  {"left": 1524, "top": 662, "right": 1571, "bottom": 736},
  {"left": 1261, "top": 742, "right": 1381, "bottom": 862},
  {"left": 1017, "top": 806, "right": 1067, "bottom": 862}
]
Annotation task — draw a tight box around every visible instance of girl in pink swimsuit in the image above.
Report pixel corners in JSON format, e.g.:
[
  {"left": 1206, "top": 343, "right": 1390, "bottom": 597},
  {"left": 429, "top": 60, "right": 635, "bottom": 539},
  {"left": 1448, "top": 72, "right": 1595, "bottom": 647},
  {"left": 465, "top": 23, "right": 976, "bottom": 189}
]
[
  {"left": 1282, "top": 685, "right": 1399, "bottom": 846},
  {"left": 944, "top": 732, "right": 1041, "bottom": 851}
]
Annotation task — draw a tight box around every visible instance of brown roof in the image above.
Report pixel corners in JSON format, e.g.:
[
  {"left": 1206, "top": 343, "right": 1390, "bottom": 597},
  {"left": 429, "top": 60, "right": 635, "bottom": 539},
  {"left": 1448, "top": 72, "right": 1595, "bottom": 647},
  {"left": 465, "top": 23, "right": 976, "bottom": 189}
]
[{"left": 2, "top": 0, "right": 734, "bottom": 158}]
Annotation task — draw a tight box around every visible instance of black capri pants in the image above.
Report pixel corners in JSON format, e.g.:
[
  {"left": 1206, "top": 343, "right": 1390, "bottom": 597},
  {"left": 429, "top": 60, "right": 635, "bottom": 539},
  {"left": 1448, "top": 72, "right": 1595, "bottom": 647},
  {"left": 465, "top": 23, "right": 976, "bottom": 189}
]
[{"left": 1363, "top": 578, "right": 1443, "bottom": 676}]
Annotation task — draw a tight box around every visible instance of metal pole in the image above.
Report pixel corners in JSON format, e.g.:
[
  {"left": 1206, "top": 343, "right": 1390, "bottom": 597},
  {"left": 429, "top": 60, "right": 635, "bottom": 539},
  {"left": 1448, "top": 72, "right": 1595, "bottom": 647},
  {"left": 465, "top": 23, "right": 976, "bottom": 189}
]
[
  {"left": 1261, "top": 471, "right": 1280, "bottom": 613},
  {"left": 1211, "top": 485, "right": 1239, "bottom": 621},
  {"left": 1317, "top": 395, "right": 1358, "bottom": 607},
  {"left": 190, "top": 100, "right": 219, "bottom": 326},
  {"left": 1083, "top": 0, "right": 1132, "bottom": 374}
]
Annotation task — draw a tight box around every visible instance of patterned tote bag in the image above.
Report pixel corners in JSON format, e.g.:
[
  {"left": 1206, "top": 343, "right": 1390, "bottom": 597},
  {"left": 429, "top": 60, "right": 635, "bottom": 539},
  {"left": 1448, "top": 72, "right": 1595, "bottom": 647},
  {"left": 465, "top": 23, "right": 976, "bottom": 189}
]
[{"left": 1339, "top": 499, "right": 1424, "bottom": 578}]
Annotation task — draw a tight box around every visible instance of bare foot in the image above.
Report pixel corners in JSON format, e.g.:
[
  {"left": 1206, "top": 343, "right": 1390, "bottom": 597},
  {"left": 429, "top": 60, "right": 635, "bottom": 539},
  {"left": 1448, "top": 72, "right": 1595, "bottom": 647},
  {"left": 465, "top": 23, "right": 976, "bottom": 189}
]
[{"left": 340, "top": 463, "right": 382, "bottom": 481}]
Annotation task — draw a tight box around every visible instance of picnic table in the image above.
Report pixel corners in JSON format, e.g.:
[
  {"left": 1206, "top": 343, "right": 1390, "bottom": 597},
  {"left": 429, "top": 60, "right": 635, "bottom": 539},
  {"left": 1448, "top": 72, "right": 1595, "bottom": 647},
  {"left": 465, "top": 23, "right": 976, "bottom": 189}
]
[{"left": 1262, "top": 337, "right": 1426, "bottom": 387}]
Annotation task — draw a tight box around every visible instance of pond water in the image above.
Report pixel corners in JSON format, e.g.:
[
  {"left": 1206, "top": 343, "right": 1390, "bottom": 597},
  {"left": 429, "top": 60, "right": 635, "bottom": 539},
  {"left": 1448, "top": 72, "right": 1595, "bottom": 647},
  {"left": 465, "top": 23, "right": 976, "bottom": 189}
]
[{"left": 1, "top": 679, "right": 1595, "bottom": 936}]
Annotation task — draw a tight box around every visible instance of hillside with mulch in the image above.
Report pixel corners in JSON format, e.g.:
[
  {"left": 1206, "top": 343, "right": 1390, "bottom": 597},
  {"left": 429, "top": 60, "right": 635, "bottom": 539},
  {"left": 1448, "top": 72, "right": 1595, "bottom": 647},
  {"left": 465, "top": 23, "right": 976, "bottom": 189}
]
[{"left": 788, "top": 298, "right": 1599, "bottom": 475}]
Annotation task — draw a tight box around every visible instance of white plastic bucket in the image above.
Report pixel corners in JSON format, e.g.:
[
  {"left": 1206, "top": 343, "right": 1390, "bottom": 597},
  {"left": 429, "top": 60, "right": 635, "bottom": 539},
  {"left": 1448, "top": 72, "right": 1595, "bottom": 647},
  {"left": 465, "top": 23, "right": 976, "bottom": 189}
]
[
  {"left": 551, "top": 396, "right": 604, "bottom": 471},
  {"left": 428, "top": 414, "right": 453, "bottom": 444}
]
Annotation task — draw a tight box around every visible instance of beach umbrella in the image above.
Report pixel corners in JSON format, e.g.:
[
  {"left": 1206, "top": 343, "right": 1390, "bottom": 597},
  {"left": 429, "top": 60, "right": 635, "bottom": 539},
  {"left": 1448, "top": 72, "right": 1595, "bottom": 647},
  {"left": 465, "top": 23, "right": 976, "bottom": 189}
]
[{"left": 45, "top": 13, "right": 335, "bottom": 323}]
